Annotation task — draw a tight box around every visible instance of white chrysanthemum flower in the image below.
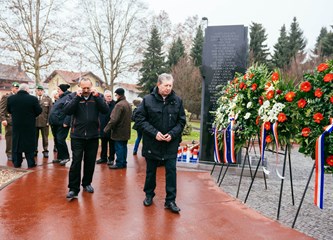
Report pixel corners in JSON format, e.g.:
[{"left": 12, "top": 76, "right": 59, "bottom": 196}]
[
  {"left": 229, "top": 102, "right": 236, "bottom": 110},
  {"left": 258, "top": 105, "right": 265, "bottom": 116},
  {"left": 244, "top": 112, "right": 251, "bottom": 119},
  {"left": 266, "top": 85, "right": 275, "bottom": 91},
  {"left": 246, "top": 102, "right": 252, "bottom": 109},
  {"left": 263, "top": 100, "right": 270, "bottom": 108},
  {"left": 261, "top": 115, "right": 269, "bottom": 122}
]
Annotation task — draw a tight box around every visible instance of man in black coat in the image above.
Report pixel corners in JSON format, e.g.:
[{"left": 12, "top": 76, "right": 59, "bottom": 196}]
[
  {"left": 135, "top": 73, "right": 186, "bottom": 213},
  {"left": 48, "top": 84, "right": 72, "bottom": 165},
  {"left": 7, "top": 83, "right": 42, "bottom": 168},
  {"left": 96, "top": 90, "right": 115, "bottom": 165},
  {"left": 63, "top": 78, "right": 109, "bottom": 200}
]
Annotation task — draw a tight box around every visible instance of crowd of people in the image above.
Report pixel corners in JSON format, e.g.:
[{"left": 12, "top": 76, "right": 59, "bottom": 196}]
[{"left": 0, "top": 73, "right": 186, "bottom": 213}]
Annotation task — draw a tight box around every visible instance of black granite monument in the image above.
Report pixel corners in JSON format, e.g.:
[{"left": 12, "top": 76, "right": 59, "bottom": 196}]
[{"left": 199, "top": 25, "right": 248, "bottom": 162}]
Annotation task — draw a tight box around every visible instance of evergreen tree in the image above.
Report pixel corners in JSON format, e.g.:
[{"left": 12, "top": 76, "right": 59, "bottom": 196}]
[
  {"left": 288, "top": 17, "right": 307, "bottom": 60},
  {"left": 190, "top": 25, "right": 204, "bottom": 67},
  {"left": 321, "top": 30, "right": 333, "bottom": 58},
  {"left": 249, "top": 22, "right": 270, "bottom": 65},
  {"left": 138, "top": 27, "right": 166, "bottom": 97},
  {"left": 314, "top": 27, "right": 328, "bottom": 55},
  {"left": 272, "top": 25, "right": 290, "bottom": 69},
  {"left": 167, "top": 37, "right": 185, "bottom": 69}
]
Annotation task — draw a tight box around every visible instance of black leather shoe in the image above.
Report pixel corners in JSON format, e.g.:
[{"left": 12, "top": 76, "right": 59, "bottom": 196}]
[
  {"left": 52, "top": 159, "right": 61, "bottom": 163},
  {"left": 109, "top": 165, "right": 126, "bottom": 169},
  {"left": 43, "top": 152, "right": 49, "bottom": 158},
  {"left": 66, "top": 191, "right": 78, "bottom": 201},
  {"left": 28, "top": 163, "right": 37, "bottom": 168},
  {"left": 59, "top": 159, "right": 70, "bottom": 166},
  {"left": 164, "top": 202, "right": 180, "bottom": 213},
  {"left": 83, "top": 185, "right": 94, "bottom": 193},
  {"left": 107, "top": 160, "right": 114, "bottom": 165},
  {"left": 96, "top": 158, "right": 107, "bottom": 164},
  {"left": 143, "top": 197, "right": 153, "bottom": 206}
]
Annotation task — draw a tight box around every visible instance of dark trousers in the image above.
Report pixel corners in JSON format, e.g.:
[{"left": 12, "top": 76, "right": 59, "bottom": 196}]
[
  {"left": 100, "top": 137, "right": 115, "bottom": 161},
  {"left": 50, "top": 125, "right": 57, "bottom": 151},
  {"left": 5, "top": 125, "right": 12, "bottom": 157},
  {"left": 35, "top": 126, "right": 49, "bottom": 152},
  {"left": 114, "top": 140, "right": 128, "bottom": 167},
  {"left": 144, "top": 158, "right": 177, "bottom": 203},
  {"left": 52, "top": 125, "right": 70, "bottom": 160},
  {"left": 12, "top": 151, "right": 35, "bottom": 168},
  {"left": 133, "top": 130, "right": 142, "bottom": 153},
  {"left": 68, "top": 138, "right": 98, "bottom": 193}
]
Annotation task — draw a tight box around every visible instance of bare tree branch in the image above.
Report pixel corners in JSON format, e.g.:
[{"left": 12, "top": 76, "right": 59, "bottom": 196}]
[
  {"left": 80, "top": 0, "right": 148, "bottom": 92},
  {"left": 0, "top": 0, "right": 67, "bottom": 84}
]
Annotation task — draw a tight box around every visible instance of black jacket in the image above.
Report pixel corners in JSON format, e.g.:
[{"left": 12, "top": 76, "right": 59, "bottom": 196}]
[
  {"left": 99, "top": 100, "right": 115, "bottom": 138},
  {"left": 63, "top": 92, "right": 109, "bottom": 139},
  {"left": 49, "top": 91, "right": 72, "bottom": 126},
  {"left": 135, "top": 87, "right": 186, "bottom": 160}
]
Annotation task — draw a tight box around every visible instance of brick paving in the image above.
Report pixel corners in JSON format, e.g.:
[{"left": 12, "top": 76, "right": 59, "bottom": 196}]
[{"left": 210, "top": 145, "right": 333, "bottom": 240}]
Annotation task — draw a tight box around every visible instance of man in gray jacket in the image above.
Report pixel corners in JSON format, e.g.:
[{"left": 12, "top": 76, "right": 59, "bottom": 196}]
[{"left": 104, "top": 88, "right": 132, "bottom": 169}]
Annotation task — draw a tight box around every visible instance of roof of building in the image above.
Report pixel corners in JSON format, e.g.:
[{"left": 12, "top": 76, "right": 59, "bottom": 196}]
[
  {"left": 44, "top": 70, "right": 103, "bottom": 85},
  {"left": 0, "top": 63, "right": 32, "bottom": 82}
]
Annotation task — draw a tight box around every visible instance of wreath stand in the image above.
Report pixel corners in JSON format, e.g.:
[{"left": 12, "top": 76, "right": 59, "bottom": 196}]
[
  {"left": 236, "top": 138, "right": 267, "bottom": 198},
  {"left": 210, "top": 159, "right": 225, "bottom": 184},
  {"left": 292, "top": 162, "right": 315, "bottom": 228},
  {"left": 217, "top": 137, "right": 267, "bottom": 189},
  {"left": 243, "top": 144, "right": 295, "bottom": 220},
  {"left": 217, "top": 162, "right": 232, "bottom": 187}
]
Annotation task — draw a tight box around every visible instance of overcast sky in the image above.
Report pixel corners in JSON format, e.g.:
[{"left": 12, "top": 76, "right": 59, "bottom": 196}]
[{"left": 144, "top": 0, "right": 333, "bottom": 51}]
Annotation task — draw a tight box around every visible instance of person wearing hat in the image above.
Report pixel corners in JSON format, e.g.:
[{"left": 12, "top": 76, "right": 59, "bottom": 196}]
[
  {"left": 0, "top": 82, "right": 20, "bottom": 161},
  {"left": 104, "top": 87, "right": 132, "bottom": 169},
  {"left": 35, "top": 85, "right": 53, "bottom": 158},
  {"left": 48, "top": 84, "right": 72, "bottom": 166}
]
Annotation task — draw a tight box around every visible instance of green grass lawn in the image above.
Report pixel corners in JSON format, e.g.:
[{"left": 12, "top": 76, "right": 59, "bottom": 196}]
[
  {"left": 129, "top": 121, "right": 200, "bottom": 144},
  {"left": 1, "top": 122, "right": 200, "bottom": 145}
]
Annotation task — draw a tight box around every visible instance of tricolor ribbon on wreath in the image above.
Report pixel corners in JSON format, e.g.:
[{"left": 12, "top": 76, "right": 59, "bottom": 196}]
[
  {"left": 259, "top": 122, "right": 285, "bottom": 179},
  {"left": 213, "top": 118, "right": 236, "bottom": 164},
  {"left": 314, "top": 118, "right": 333, "bottom": 209}
]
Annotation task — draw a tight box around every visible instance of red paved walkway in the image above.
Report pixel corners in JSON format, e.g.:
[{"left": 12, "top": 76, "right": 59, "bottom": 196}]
[{"left": 0, "top": 139, "right": 313, "bottom": 239}]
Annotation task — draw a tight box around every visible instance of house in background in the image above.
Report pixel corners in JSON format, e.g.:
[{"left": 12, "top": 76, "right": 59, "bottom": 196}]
[
  {"left": 44, "top": 69, "right": 142, "bottom": 103},
  {"left": 44, "top": 70, "right": 105, "bottom": 96},
  {"left": 0, "top": 63, "right": 32, "bottom": 97},
  {"left": 114, "top": 82, "right": 141, "bottom": 104}
]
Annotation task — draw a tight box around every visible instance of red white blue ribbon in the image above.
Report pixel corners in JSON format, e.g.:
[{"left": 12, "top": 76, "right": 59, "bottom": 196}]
[
  {"left": 315, "top": 118, "right": 333, "bottom": 209},
  {"left": 260, "top": 123, "right": 267, "bottom": 166},
  {"left": 260, "top": 123, "right": 270, "bottom": 174},
  {"left": 223, "top": 120, "right": 236, "bottom": 164},
  {"left": 214, "top": 127, "right": 223, "bottom": 163},
  {"left": 259, "top": 122, "right": 284, "bottom": 178},
  {"left": 272, "top": 122, "right": 284, "bottom": 179}
]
